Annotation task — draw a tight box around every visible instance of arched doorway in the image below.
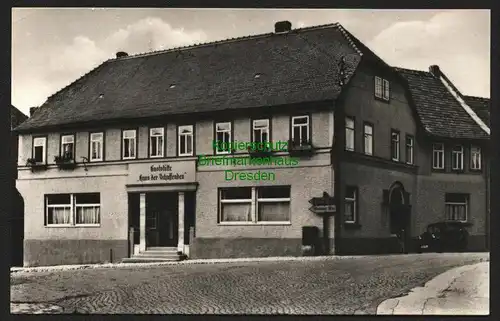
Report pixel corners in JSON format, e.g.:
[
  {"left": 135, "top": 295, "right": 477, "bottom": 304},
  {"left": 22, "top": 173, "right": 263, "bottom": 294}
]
[{"left": 387, "top": 182, "right": 411, "bottom": 253}]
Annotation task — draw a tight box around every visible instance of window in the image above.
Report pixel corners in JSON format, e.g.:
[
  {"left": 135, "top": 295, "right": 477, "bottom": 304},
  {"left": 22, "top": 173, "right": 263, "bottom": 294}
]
[
  {"left": 60, "top": 135, "right": 75, "bottom": 160},
  {"left": 344, "top": 186, "right": 357, "bottom": 224},
  {"left": 405, "top": 135, "right": 414, "bottom": 165},
  {"left": 363, "top": 123, "right": 373, "bottom": 155},
  {"left": 470, "top": 146, "right": 482, "bottom": 170},
  {"left": 391, "top": 130, "right": 400, "bottom": 161},
  {"left": 345, "top": 117, "right": 355, "bottom": 151},
  {"left": 432, "top": 143, "right": 444, "bottom": 169},
  {"left": 45, "top": 193, "right": 101, "bottom": 226},
  {"left": 445, "top": 194, "right": 468, "bottom": 222},
  {"left": 253, "top": 119, "right": 269, "bottom": 144},
  {"left": 149, "top": 127, "right": 164, "bottom": 158},
  {"left": 90, "top": 132, "right": 104, "bottom": 162},
  {"left": 33, "top": 137, "right": 46, "bottom": 163},
  {"left": 178, "top": 125, "right": 194, "bottom": 156},
  {"left": 219, "top": 186, "right": 291, "bottom": 224},
  {"left": 122, "top": 129, "right": 137, "bottom": 160},
  {"left": 215, "top": 122, "right": 232, "bottom": 154},
  {"left": 375, "top": 76, "right": 390, "bottom": 101},
  {"left": 452, "top": 145, "right": 464, "bottom": 170},
  {"left": 291, "top": 116, "right": 310, "bottom": 145}
]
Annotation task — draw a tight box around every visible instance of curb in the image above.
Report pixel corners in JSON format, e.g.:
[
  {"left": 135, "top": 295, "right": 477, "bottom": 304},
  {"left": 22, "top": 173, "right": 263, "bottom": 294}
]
[
  {"left": 376, "top": 261, "right": 489, "bottom": 315},
  {"left": 11, "top": 254, "right": 371, "bottom": 274},
  {"left": 11, "top": 252, "right": 489, "bottom": 275}
]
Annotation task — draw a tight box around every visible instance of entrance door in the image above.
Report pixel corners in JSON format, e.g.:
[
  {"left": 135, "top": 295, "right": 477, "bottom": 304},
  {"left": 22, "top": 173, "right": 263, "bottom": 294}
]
[
  {"left": 146, "top": 193, "right": 178, "bottom": 248},
  {"left": 389, "top": 185, "right": 411, "bottom": 253}
]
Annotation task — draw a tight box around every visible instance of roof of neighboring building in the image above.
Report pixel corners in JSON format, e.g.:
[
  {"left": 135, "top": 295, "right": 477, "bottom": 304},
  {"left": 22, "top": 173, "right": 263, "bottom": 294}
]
[
  {"left": 10, "top": 106, "right": 28, "bottom": 130},
  {"left": 16, "top": 22, "right": 378, "bottom": 132},
  {"left": 395, "top": 67, "right": 490, "bottom": 140},
  {"left": 463, "top": 95, "right": 490, "bottom": 126}
]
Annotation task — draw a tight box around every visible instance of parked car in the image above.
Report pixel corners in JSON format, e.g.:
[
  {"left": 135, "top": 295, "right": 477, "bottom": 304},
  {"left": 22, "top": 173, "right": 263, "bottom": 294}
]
[{"left": 415, "top": 221, "right": 471, "bottom": 253}]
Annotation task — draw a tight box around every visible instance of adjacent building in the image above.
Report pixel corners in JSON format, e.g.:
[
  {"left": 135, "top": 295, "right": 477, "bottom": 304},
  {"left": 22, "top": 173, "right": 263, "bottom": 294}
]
[
  {"left": 11, "top": 106, "right": 28, "bottom": 266},
  {"left": 14, "top": 21, "right": 490, "bottom": 267}
]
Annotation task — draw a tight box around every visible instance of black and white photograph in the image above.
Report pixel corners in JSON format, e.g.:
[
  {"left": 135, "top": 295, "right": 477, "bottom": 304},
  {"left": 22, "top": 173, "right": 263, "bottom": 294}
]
[{"left": 10, "top": 8, "right": 490, "bottom": 315}]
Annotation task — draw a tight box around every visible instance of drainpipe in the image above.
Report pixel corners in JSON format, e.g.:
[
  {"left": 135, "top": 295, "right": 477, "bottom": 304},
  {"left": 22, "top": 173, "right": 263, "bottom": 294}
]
[
  {"left": 485, "top": 153, "right": 490, "bottom": 250},
  {"left": 333, "top": 56, "right": 347, "bottom": 255}
]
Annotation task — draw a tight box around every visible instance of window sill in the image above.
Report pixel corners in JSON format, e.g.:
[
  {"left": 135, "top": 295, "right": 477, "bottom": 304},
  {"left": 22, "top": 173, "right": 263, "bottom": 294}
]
[
  {"left": 178, "top": 154, "right": 194, "bottom": 157},
  {"left": 374, "top": 96, "right": 390, "bottom": 103},
  {"left": 45, "top": 224, "right": 101, "bottom": 228},
  {"left": 218, "top": 222, "right": 291, "bottom": 226},
  {"left": 344, "top": 222, "right": 362, "bottom": 229}
]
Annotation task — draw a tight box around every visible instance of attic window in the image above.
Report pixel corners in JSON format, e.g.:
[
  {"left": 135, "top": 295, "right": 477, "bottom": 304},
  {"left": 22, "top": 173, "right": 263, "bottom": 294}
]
[
  {"left": 254, "top": 73, "right": 261, "bottom": 79},
  {"left": 98, "top": 94, "right": 104, "bottom": 99},
  {"left": 169, "top": 84, "right": 176, "bottom": 89}
]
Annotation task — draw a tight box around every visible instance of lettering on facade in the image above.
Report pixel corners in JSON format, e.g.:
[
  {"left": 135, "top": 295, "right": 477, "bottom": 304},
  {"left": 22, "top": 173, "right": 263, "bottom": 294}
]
[{"left": 128, "top": 161, "right": 195, "bottom": 185}]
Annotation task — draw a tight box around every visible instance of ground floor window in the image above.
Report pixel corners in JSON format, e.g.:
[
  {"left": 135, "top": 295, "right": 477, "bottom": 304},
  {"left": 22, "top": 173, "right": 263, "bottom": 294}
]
[
  {"left": 219, "top": 186, "right": 291, "bottom": 224},
  {"left": 45, "top": 193, "right": 101, "bottom": 226},
  {"left": 445, "top": 193, "right": 468, "bottom": 222}
]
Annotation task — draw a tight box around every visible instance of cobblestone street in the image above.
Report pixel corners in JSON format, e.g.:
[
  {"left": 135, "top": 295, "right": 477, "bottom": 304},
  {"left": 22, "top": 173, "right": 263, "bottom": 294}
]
[{"left": 11, "top": 253, "right": 488, "bottom": 314}]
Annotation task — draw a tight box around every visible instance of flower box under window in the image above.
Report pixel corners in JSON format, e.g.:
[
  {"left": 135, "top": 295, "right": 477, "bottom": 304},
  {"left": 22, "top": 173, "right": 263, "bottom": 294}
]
[
  {"left": 26, "top": 158, "right": 48, "bottom": 172},
  {"left": 54, "top": 153, "right": 77, "bottom": 170},
  {"left": 247, "top": 144, "right": 273, "bottom": 158},
  {"left": 288, "top": 139, "right": 315, "bottom": 157}
]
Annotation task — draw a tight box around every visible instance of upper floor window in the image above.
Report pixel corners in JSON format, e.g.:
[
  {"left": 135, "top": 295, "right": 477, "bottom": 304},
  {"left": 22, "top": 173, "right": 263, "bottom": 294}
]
[
  {"left": 363, "top": 123, "right": 373, "bottom": 155},
  {"left": 405, "top": 135, "right": 414, "bottom": 165},
  {"left": 33, "top": 137, "right": 46, "bottom": 163},
  {"left": 432, "top": 143, "right": 444, "bottom": 169},
  {"left": 452, "top": 145, "right": 464, "bottom": 170},
  {"left": 252, "top": 119, "right": 269, "bottom": 144},
  {"left": 345, "top": 117, "right": 355, "bottom": 151},
  {"left": 178, "top": 125, "right": 194, "bottom": 156},
  {"left": 90, "top": 132, "right": 104, "bottom": 162},
  {"left": 391, "top": 130, "right": 400, "bottom": 161},
  {"left": 344, "top": 186, "right": 357, "bottom": 224},
  {"left": 291, "top": 116, "right": 310, "bottom": 145},
  {"left": 375, "top": 76, "right": 390, "bottom": 101},
  {"left": 149, "top": 127, "right": 164, "bottom": 158},
  {"left": 215, "top": 122, "right": 232, "bottom": 155},
  {"left": 470, "top": 146, "right": 482, "bottom": 170},
  {"left": 45, "top": 193, "right": 101, "bottom": 226},
  {"left": 445, "top": 193, "right": 468, "bottom": 222},
  {"left": 61, "top": 134, "right": 75, "bottom": 159},
  {"left": 122, "top": 129, "right": 137, "bottom": 160}
]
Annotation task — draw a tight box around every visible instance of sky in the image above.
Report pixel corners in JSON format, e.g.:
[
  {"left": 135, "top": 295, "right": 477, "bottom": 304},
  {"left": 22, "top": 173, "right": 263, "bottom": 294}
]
[{"left": 12, "top": 8, "right": 490, "bottom": 116}]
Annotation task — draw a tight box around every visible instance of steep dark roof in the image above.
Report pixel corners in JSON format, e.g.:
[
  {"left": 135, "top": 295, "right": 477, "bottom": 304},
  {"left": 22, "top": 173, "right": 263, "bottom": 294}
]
[
  {"left": 10, "top": 106, "right": 28, "bottom": 130},
  {"left": 463, "top": 95, "right": 490, "bottom": 126},
  {"left": 16, "top": 23, "right": 368, "bottom": 132},
  {"left": 395, "top": 67, "right": 489, "bottom": 140}
]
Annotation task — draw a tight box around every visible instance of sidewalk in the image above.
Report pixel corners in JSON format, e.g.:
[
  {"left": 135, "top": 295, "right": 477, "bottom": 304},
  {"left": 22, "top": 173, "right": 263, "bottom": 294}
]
[
  {"left": 11, "top": 254, "right": 373, "bottom": 274},
  {"left": 377, "top": 261, "right": 489, "bottom": 315}
]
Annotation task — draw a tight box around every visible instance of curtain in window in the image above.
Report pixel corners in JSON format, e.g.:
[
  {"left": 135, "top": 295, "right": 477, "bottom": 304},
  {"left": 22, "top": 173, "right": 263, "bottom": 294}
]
[
  {"left": 257, "top": 202, "right": 290, "bottom": 221},
  {"left": 221, "top": 203, "right": 251, "bottom": 221},
  {"left": 76, "top": 206, "right": 100, "bottom": 224},
  {"left": 49, "top": 207, "right": 71, "bottom": 224}
]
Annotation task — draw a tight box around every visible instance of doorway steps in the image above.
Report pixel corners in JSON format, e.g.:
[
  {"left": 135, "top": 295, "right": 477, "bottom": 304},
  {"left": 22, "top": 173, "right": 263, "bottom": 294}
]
[{"left": 122, "top": 247, "right": 182, "bottom": 263}]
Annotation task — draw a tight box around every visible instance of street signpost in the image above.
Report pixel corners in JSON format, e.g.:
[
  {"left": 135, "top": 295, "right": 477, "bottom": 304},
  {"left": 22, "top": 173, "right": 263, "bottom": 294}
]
[
  {"left": 309, "top": 204, "right": 336, "bottom": 214},
  {"left": 308, "top": 192, "right": 336, "bottom": 214}
]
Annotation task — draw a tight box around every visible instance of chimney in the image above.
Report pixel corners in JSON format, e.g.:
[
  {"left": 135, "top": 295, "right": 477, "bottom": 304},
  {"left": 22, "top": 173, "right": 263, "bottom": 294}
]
[
  {"left": 29, "top": 107, "right": 38, "bottom": 117},
  {"left": 429, "top": 65, "right": 441, "bottom": 78},
  {"left": 275, "top": 21, "right": 292, "bottom": 33},
  {"left": 116, "top": 51, "right": 128, "bottom": 58}
]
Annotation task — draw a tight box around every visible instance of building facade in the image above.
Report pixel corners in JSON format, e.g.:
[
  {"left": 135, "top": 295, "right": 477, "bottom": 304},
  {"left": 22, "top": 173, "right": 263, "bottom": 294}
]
[{"left": 15, "top": 21, "right": 490, "bottom": 267}]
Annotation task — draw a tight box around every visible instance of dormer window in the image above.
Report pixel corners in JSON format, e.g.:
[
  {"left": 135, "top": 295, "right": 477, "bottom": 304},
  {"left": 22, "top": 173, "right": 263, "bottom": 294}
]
[{"left": 375, "top": 76, "right": 390, "bottom": 101}]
